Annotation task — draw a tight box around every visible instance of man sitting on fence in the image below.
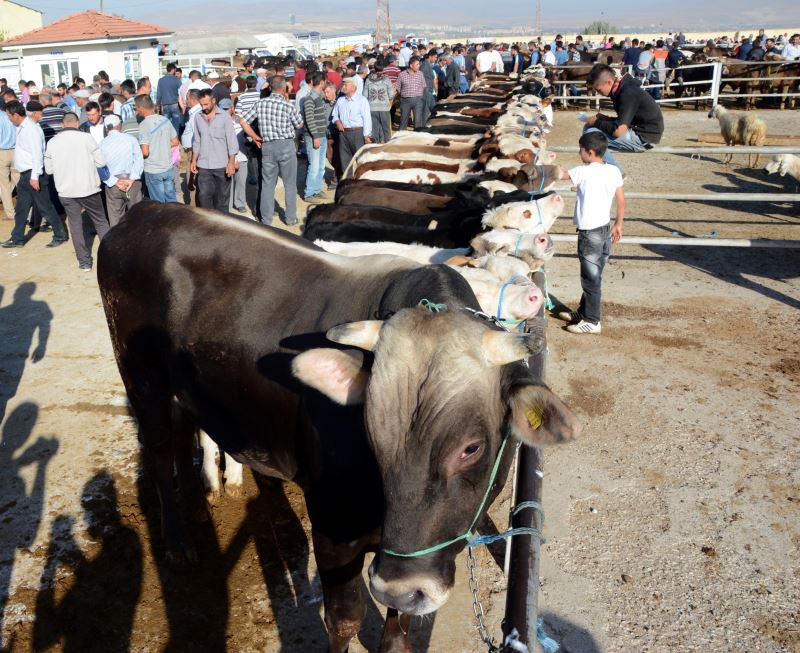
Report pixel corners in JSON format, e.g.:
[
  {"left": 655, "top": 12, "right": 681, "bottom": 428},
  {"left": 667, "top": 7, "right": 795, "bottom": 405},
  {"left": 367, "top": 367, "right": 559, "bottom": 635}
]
[{"left": 581, "top": 64, "right": 664, "bottom": 176}]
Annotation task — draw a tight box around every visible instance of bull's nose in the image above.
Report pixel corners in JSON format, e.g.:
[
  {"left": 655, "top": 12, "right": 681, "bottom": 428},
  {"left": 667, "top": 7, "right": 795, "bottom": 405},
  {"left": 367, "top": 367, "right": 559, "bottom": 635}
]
[
  {"left": 554, "top": 194, "right": 563, "bottom": 203},
  {"left": 535, "top": 234, "right": 548, "bottom": 246},
  {"left": 369, "top": 582, "right": 432, "bottom": 615},
  {"left": 528, "top": 290, "right": 543, "bottom": 305}
]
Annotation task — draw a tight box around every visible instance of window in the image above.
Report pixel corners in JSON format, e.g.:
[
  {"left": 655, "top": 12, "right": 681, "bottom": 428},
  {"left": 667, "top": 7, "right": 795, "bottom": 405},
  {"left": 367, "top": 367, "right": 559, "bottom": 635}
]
[
  {"left": 124, "top": 53, "right": 141, "bottom": 80},
  {"left": 40, "top": 60, "right": 79, "bottom": 86}
]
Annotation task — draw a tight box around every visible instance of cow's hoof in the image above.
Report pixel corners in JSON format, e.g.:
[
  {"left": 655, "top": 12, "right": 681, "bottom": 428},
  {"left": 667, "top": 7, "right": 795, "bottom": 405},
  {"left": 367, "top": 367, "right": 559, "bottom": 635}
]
[
  {"left": 224, "top": 483, "right": 244, "bottom": 498},
  {"left": 166, "top": 544, "right": 199, "bottom": 571},
  {"left": 204, "top": 488, "right": 221, "bottom": 507}
]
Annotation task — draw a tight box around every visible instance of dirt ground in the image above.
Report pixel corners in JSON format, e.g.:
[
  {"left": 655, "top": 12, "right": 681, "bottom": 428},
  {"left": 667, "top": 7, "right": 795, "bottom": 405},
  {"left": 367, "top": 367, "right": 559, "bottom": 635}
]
[{"left": 0, "top": 106, "right": 798, "bottom": 653}]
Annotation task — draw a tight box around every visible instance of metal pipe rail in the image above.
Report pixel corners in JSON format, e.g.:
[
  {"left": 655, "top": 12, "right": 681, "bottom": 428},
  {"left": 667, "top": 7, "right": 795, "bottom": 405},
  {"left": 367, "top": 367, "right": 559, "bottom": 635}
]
[
  {"left": 557, "top": 191, "right": 800, "bottom": 202},
  {"left": 549, "top": 234, "right": 800, "bottom": 248},
  {"left": 502, "top": 269, "right": 546, "bottom": 652},
  {"left": 547, "top": 144, "right": 800, "bottom": 154}
]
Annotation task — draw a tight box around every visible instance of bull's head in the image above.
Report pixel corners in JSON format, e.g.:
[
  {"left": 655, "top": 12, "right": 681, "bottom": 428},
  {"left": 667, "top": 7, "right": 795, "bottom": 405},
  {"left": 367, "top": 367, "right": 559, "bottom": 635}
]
[{"left": 292, "top": 308, "right": 579, "bottom": 614}]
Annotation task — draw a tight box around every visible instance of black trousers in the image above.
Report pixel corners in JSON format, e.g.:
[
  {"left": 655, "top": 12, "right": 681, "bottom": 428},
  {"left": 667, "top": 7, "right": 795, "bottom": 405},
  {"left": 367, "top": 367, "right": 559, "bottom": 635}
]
[
  {"left": 197, "top": 168, "right": 231, "bottom": 214},
  {"left": 10, "top": 172, "right": 67, "bottom": 243},
  {"left": 339, "top": 129, "right": 365, "bottom": 176}
]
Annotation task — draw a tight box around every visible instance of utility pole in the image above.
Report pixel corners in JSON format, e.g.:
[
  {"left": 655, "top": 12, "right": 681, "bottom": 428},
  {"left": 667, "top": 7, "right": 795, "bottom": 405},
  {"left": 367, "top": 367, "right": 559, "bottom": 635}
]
[
  {"left": 534, "top": 0, "right": 541, "bottom": 37},
  {"left": 376, "top": 0, "right": 391, "bottom": 45}
]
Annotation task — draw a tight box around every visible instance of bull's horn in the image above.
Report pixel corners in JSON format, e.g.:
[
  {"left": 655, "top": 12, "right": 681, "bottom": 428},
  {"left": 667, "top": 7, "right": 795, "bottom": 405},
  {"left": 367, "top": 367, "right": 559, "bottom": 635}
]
[
  {"left": 482, "top": 331, "right": 545, "bottom": 366},
  {"left": 326, "top": 320, "right": 383, "bottom": 351}
]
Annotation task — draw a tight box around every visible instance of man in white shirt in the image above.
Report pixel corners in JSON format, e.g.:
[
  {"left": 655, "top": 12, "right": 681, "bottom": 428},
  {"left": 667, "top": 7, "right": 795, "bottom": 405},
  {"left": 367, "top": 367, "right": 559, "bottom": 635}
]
[
  {"left": 45, "top": 112, "right": 109, "bottom": 271},
  {"left": 2, "top": 100, "right": 68, "bottom": 248},
  {"left": 475, "top": 42, "right": 505, "bottom": 74},
  {"left": 542, "top": 45, "right": 557, "bottom": 66},
  {"left": 399, "top": 43, "right": 413, "bottom": 68},
  {"left": 783, "top": 33, "right": 800, "bottom": 59}
]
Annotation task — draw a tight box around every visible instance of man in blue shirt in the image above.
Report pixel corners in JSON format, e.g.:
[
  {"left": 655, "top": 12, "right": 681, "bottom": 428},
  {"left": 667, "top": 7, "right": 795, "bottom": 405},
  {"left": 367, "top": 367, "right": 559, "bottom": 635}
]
[
  {"left": 0, "top": 100, "right": 18, "bottom": 220},
  {"left": 331, "top": 76, "right": 372, "bottom": 175},
  {"left": 100, "top": 115, "right": 144, "bottom": 226},
  {"left": 623, "top": 39, "right": 643, "bottom": 68},
  {"left": 554, "top": 41, "right": 569, "bottom": 65},
  {"left": 156, "top": 63, "right": 183, "bottom": 133}
]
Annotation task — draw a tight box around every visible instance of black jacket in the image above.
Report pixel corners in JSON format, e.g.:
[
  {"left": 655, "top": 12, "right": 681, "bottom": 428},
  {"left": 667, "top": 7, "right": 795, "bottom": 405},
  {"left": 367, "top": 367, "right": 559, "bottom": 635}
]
[{"left": 604, "top": 74, "right": 664, "bottom": 144}]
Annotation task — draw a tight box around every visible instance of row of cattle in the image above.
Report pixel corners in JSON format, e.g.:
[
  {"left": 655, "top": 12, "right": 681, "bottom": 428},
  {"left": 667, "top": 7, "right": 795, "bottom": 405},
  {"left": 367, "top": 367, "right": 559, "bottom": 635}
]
[
  {"left": 96, "top": 68, "right": 581, "bottom": 653},
  {"left": 300, "top": 70, "right": 569, "bottom": 328},
  {"left": 548, "top": 53, "right": 800, "bottom": 110}
]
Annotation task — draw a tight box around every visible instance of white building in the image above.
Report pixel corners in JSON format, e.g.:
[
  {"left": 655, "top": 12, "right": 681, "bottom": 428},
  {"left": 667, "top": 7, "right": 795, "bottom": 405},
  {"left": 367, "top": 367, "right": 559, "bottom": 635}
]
[{"left": 1, "top": 10, "right": 172, "bottom": 87}]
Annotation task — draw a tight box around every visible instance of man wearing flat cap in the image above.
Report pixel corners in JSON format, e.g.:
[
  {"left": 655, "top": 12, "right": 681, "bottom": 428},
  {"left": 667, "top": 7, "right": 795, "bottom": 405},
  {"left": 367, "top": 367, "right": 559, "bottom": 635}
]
[{"left": 331, "top": 75, "right": 372, "bottom": 175}]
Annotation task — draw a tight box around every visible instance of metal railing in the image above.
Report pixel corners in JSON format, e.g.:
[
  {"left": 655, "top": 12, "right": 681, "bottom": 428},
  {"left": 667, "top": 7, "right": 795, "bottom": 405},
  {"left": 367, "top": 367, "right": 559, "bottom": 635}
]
[{"left": 545, "top": 59, "right": 800, "bottom": 107}]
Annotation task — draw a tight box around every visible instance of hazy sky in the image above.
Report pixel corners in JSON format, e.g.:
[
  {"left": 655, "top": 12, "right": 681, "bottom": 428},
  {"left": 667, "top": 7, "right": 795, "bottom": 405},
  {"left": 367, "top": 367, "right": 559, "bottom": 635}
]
[{"left": 30, "top": 0, "right": 800, "bottom": 31}]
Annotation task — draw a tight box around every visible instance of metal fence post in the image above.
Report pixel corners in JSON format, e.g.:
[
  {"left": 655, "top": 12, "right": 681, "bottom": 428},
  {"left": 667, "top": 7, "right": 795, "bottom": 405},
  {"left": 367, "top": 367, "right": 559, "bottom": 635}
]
[{"left": 711, "top": 60, "right": 722, "bottom": 106}]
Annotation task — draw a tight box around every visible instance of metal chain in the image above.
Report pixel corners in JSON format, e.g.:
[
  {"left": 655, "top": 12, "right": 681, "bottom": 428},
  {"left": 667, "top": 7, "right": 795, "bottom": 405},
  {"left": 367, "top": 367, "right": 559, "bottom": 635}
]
[{"left": 467, "top": 546, "right": 500, "bottom": 652}]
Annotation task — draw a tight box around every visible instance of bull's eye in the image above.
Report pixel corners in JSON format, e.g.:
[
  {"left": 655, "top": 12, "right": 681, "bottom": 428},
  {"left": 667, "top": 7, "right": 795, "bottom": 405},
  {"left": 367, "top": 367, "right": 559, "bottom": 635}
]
[{"left": 460, "top": 443, "right": 482, "bottom": 460}]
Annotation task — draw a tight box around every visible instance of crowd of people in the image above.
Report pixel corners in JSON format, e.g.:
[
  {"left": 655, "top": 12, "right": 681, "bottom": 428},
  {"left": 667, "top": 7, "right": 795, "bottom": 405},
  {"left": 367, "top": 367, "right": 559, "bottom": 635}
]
[{"left": 0, "top": 29, "right": 791, "bottom": 270}]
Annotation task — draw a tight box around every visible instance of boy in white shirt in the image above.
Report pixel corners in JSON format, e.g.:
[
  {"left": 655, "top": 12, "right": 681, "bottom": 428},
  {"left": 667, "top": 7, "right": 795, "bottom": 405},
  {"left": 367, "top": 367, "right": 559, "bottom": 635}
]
[{"left": 557, "top": 131, "right": 625, "bottom": 334}]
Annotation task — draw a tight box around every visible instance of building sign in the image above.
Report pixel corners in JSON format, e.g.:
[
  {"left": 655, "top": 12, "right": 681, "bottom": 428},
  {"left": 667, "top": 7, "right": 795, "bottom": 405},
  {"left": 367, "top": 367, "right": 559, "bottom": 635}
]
[{"left": 49, "top": 50, "right": 64, "bottom": 55}]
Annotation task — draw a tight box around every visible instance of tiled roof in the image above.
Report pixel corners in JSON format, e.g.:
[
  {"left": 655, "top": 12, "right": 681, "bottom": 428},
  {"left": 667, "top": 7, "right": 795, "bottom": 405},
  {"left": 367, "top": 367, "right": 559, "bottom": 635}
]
[{"left": 1, "top": 10, "right": 171, "bottom": 47}]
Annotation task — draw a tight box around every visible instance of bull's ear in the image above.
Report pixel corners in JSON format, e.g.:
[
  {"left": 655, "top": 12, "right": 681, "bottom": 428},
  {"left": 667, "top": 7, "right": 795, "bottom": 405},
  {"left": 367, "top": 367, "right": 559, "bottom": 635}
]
[
  {"left": 326, "top": 320, "right": 383, "bottom": 351},
  {"left": 482, "top": 331, "right": 545, "bottom": 366},
  {"left": 292, "top": 348, "right": 368, "bottom": 405},
  {"left": 508, "top": 384, "right": 581, "bottom": 446}
]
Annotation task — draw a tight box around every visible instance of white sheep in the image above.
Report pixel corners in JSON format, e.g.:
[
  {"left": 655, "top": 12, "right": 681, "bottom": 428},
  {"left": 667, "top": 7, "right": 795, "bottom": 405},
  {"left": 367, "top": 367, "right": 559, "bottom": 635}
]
[
  {"left": 708, "top": 104, "right": 767, "bottom": 168},
  {"left": 764, "top": 154, "right": 800, "bottom": 184}
]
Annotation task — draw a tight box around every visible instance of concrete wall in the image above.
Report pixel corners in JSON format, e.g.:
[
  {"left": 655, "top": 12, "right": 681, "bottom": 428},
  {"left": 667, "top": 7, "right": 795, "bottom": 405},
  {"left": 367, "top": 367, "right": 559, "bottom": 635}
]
[
  {"left": 19, "top": 39, "right": 161, "bottom": 86},
  {"left": 0, "top": 1, "right": 42, "bottom": 41}
]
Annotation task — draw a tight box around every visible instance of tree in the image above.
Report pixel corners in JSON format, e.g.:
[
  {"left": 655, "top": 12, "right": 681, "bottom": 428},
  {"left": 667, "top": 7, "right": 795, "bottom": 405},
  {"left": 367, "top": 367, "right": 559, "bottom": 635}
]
[{"left": 584, "top": 20, "right": 618, "bottom": 35}]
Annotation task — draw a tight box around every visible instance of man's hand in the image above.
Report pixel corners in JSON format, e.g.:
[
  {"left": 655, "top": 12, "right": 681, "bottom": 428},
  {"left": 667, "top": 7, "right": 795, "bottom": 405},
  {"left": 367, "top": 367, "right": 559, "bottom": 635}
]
[
  {"left": 225, "top": 161, "right": 236, "bottom": 177},
  {"left": 190, "top": 160, "right": 198, "bottom": 175},
  {"left": 313, "top": 137, "right": 321, "bottom": 149},
  {"left": 364, "top": 136, "right": 373, "bottom": 144},
  {"left": 611, "top": 222, "right": 623, "bottom": 244},
  {"left": 336, "top": 120, "right": 345, "bottom": 132},
  {"left": 30, "top": 178, "right": 40, "bottom": 191},
  {"left": 115, "top": 179, "right": 132, "bottom": 192}
]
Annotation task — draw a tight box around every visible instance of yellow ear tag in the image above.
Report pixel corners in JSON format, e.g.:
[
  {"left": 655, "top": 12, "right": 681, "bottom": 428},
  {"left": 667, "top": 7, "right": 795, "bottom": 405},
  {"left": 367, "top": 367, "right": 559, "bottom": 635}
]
[{"left": 526, "top": 407, "right": 543, "bottom": 431}]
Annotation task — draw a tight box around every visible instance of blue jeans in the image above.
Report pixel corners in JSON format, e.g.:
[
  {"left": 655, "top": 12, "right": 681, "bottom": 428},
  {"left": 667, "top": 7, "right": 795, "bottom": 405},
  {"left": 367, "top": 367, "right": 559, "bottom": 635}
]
[
  {"left": 582, "top": 125, "right": 646, "bottom": 175},
  {"left": 303, "top": 134, "right": 327, "bottom": 198},
  {"left": 161, "top": 103, "right": 183, "bottom": 134},
  {"left": 145, "top": 169, "right": 177, "bottom": 203},
  {"left": 577, "top": 223, "right": 611, "bottom": 324}
]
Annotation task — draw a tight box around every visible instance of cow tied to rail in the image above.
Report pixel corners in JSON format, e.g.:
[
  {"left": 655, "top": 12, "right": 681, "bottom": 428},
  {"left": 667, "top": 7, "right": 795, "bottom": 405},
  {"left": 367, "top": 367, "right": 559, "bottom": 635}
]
[{"left": 98, "top": 202, "right": 580, "bottom": 653}]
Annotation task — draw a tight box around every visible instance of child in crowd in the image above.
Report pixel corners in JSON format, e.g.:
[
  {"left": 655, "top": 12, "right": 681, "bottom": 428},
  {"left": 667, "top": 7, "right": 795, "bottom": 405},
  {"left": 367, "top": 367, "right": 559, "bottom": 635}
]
[{"left": 557, "top": 130, "right": 625, "bottom": 334}]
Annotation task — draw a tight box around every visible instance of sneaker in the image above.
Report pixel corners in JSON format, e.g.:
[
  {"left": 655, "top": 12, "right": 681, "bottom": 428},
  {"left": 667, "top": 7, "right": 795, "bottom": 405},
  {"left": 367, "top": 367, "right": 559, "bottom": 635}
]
[
  {"left": 557, "top": 310, "right": 581, "bottom": 322},
  {"left": 566, "top": 320, "right": 601, "bottom": 334},
  {"left": 312, "top": 192, "right": 328, "bottom": 200},
  {"left": 79, "top": 263, "right": 92, "bottom": 272},
  {"left": 304, "top": 195, "right": 324, "bottom": 204},
  {"left": 1, "top": 239, "right": 24, "bottom": 248},
  {"left": 283, "top": 219, "right": 298, "bottom": 227}
]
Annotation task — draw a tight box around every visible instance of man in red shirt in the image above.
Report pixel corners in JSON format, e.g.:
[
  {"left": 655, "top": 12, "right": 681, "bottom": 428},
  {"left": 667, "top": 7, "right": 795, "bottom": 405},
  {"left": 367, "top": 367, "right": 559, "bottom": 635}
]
[
  {"left": 383, "top": 56, "right": 401, "bottom": 89},
  {"left": 324, "top": 61, "right": 342, "bottom": 88}
]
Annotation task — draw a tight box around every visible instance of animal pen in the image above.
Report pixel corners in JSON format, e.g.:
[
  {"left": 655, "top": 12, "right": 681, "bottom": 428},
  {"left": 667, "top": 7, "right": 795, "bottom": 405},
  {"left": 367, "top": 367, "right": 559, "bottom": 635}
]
[{"left": 547, "top": 60, "right": 800, "bottom": 108}]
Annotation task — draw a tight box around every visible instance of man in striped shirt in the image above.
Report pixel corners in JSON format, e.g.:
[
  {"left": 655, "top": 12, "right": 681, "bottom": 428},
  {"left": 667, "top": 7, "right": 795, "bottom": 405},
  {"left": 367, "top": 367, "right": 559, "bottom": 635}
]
[
  {"left": 239, "top": 76, "right": 303, "bottom": 226},
  {"left": 119, "top": 80, "right": 137, "bottom": 123},
  {"left": 235, "top": 77, "right": 260, "bottom": 118},
  {"left": 396, "top": 56, "right": 426, "bottom": 130}
]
